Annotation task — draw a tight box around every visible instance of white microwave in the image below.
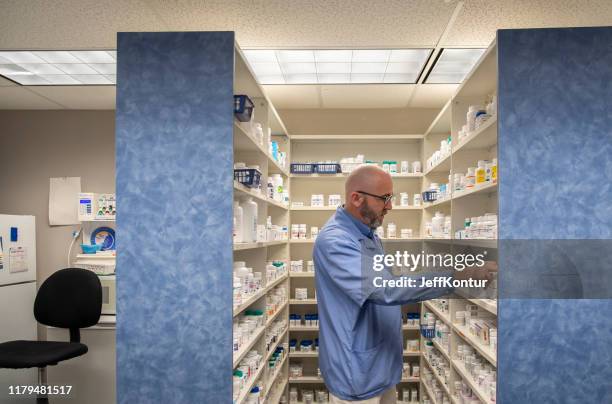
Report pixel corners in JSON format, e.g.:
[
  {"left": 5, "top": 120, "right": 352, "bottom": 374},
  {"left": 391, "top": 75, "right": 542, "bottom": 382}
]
[{"left": 99, "top": 275, "right": 116, "bottom": 315}]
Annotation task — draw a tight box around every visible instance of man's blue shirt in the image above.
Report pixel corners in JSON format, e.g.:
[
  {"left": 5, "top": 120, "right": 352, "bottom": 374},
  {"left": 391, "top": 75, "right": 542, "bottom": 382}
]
[{"left": 313, "top": 207, "right": 452, "bottom": 400}]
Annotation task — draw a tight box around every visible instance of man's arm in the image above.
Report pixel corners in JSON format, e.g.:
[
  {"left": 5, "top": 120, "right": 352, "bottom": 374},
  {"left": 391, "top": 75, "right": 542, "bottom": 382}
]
[{"left": 314, "top": 230, "right": 454, "bottom": 307}]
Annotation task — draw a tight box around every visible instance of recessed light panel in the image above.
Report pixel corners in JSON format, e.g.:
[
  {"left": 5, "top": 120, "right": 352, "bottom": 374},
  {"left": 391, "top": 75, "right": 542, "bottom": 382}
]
[
  {"left": 426, "top": 48, "right": 486, "bottom": 84},
  {"left": 0, "top": 50, "right": 116, "bottom": 85},
  {"left": 243, "top": 48, "right": 432, "bottom": 84}
]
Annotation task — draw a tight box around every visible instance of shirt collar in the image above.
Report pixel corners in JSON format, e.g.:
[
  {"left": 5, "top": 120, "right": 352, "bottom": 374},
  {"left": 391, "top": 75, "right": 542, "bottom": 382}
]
[{"left": 337, "top": 206, "right": 375, "bottom": 239}]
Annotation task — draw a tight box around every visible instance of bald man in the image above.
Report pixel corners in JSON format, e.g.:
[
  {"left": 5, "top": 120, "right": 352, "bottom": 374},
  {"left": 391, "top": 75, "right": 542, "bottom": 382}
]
[{"left": 313, "top": 165, "right": 454, "bottom": 403}]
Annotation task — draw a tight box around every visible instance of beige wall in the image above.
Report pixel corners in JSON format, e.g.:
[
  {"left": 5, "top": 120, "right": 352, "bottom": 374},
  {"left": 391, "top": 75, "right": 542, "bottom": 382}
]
[
  {"left": 0, "top": 110, "right": 115, "bottom": 287},
  {"left": 278, "top": 108, "right": 439, "bottom": 135}
]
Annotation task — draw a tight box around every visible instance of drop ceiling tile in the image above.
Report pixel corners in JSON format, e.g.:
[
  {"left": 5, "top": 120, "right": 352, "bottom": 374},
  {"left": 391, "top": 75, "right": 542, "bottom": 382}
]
[
  {"left": 145, "top": 0, "right": 453, "bottom": 48},
  {"left": 409, "top": 84, "right": 458, "bottom": 108},
  {"left": 442, "top": 0, "right": 612, "bottom": 46},
  {"left": 0, "top": 0, "right": 166, "bottom": 49},
  {"left": 320, "top": 84, "right": 414, "bottom": 109},
  {"left": 0, "top": 86, "right": 63, "bottom": 109},
  {"left": 27, "top": 86, "right": 116, "bottom": 109},
  {"left": 262, "top": 85, "right": 320, "bottom": 109}
]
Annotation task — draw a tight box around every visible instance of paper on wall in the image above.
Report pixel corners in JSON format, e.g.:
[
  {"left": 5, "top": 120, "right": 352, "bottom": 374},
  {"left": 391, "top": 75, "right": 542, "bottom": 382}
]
[
  {"left": 0, "top": 237, "right": 4, "bottom": 271},
  {"left": 49, "top": 177, "right": 81, "bottom": 225},
  {"left": 9, "top": 247, "right": 27, "bottom": 273}
]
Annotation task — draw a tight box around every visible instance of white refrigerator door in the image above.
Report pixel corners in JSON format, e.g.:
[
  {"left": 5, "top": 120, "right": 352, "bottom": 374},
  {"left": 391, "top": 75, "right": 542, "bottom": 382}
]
[
  {"left": 0, "top": 282, "right": 38, "bottom": 392},
  {"left": 0, "top": 215, "right": 36, "bottom": 286}
]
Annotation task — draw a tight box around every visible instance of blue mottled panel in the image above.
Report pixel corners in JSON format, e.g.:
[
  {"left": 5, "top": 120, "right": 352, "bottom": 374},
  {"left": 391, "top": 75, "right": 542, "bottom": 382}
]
[
  {"left": 115, "top": 32, "right": 234, "bottom": 403},
  {"left": 498, "top": 27, "right": 612, "bottom": 403}
]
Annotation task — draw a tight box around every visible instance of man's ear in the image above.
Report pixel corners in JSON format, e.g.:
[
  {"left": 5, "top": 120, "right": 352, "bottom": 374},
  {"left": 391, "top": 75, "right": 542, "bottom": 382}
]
[{"left": 348, "top": 191, "right": 361, "bottom": 207}]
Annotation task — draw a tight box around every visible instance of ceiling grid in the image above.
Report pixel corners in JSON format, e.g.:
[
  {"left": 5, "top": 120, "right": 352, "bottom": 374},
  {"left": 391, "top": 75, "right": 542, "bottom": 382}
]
[{"left": 0, "top": 0, "right": 610, "bottom": 109}]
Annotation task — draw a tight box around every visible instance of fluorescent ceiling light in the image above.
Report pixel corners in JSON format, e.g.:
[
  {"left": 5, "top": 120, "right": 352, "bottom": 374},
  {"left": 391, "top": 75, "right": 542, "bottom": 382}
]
[
  {"left": 285, "top": 74, "right": 317, "bottom": 84},
  {"left": 40, "top": 75, "right": 81, "bottom": 85},
  {"left": 280, "top": 63, "right": 316, "bottom": 74},
  {"left": 5, "top": 74, "right": 49, "bottom": 85},
  {"left": 318, "top": 74, "right": 351, "bottom": 84},
  {"left": 2, "top": 52, "right": 45, "bottom": 64},
  {"left": 70, "top": 51, "right": 115, "bottom": 63},
  {"left": 0, "top": 50, "right": 116, "bottom": 85},
  {"left": 0, "top": 64, "right": 32, "bottom": 75},
  {"left": 244, "top": 48, "right": 432, "bottom": 85},
  {"left": 426, "top": 48, "right": 486, "bottom": 84},
  {"left": 384, "top": 73, "right": 417, "bottom": 83},
  {"left": 55, "top": 63, "right": 98, "bottom": 75},
  {"left": 33, "top": 51, "right": 81, "bottom": 63},
  {"left": 316, "top": 63, "right": 351, "bottom": 74},
  {"left": 352, "top": 50, "right": 390, "bottom": 62},
  {"left": 89, "top": 63, "right": 116, "bottom": 75},
  {"left": 351, "top": 62, "right": 387, "bottom": 74},
  {"left": 18, "top": 64, "right": 65, "bottom": 75},
  {"left": 351, "top": 74, "right": 384, "bottom": 83},
  {"left": 257, "top": 75, "right": 285, "bottom": 85},
  {"left": 389, "top": 49, "right": 431, "bottom": 62},
  {"left": 242, "top": 50, "right": 277, "bottom": 63},
  {"left": 71, "top": 74, "right": 112, "bottom": 85},
  {"left": 250, "top": 62, "right": 282, "bottom": 76},
  {"left": 314, "top": 50, "right": 352, "bottom": 62},
  {"left": 277, "top": 50, "right": 314, "bottom": 63},
  {"left": 386, "top": 62, "right": 421, "bottom": 74}
]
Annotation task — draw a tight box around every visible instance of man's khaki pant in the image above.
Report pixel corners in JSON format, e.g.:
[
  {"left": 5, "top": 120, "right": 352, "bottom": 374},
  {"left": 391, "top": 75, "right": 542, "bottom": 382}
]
[{"left": 329, "top": 386, "right": 397, "bottom": 404}]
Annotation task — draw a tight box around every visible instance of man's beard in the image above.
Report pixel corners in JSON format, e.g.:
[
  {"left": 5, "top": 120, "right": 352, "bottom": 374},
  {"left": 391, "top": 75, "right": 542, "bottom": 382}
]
[{"left": 359, "top": 199, "right": 385, "bottom": 229}]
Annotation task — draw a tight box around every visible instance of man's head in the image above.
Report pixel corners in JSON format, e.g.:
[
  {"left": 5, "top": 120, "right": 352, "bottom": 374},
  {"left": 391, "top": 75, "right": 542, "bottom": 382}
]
[{"left": 344, "top": 165, "right": 393, "bottom": 229}]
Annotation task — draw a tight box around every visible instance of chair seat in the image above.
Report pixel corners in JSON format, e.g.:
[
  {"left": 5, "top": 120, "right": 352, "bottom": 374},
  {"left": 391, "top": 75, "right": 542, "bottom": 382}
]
[{"left": 0, "top": 340, "right": 88, "bottom": 369}]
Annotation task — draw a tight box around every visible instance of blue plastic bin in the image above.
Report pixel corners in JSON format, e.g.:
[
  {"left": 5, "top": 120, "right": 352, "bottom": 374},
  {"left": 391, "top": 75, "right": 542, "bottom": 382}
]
[
  {"left": 290, "top": 163, "right": 315, "bottom": 174},
  {"left": 422, "top": 190, "right": 438, "bottom": 202},
  {"left": 314, "top": 163, "right": 341, "bottom": 174},
  {"left": 234, "top": 168, "right": 261, "bottom": 188},
  {"left": 234, "top": 95, "right": 254, "bottom": 122}
]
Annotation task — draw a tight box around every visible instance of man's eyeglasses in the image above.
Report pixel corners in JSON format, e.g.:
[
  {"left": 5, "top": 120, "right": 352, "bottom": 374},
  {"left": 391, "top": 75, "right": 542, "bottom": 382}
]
[{"left": 356, "top": 191, "right": 394, "bottom": 205}]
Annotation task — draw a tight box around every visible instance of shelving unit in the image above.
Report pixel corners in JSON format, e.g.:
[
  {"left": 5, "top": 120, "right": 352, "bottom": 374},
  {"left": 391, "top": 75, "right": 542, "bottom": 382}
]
[
  {"left": 232, "top": 47, "right": 292, "bottom": 404},
  {"left": 419, "top": 40, "right": 498, "bottom": 404},
  {"left": 287, "top": 134, "right": 426, "bottom": 402},
  {"left": 231, "top": 39, "right": 498, "bottom": 404}
]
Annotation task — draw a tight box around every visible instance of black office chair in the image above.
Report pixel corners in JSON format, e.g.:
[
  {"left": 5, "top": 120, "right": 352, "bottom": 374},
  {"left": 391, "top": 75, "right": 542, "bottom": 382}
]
[{"left": 0, "top": 268, "right": 102, "bottom": 403}]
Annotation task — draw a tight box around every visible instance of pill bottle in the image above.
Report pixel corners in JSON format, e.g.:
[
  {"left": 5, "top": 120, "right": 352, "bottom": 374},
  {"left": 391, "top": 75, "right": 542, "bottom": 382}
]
[
  {"left": 485, "top": 162, "right": 493, "bottom": 183},
  {"left": 387, "top": 223, "right": 397, "bottom": 239},
  {"left": 467, "top": 105, "right": 483, "bottom": 132},
  {"left": 491, "top": 158, "right": 498, "bottom": 183},
  {"left": 291, "top": 224, "right": 299, "bottom": 240},
  {"left": 401, "top": 161, "right": 410, "bottom": 173},
  {"left": 432, "top": 212, "right": 445, "bottom": 238},
  {"left": 400, "top": 192, "right": 410, "bottom": 206},
  {"left": 389, "top": 161, "right": 398, "bottom": 174},
  {"left": 466, "top": 167, "right": 476, "bottom": 189},
  {"left": 307, "top": 260, "right": 315, "bottom": 272},
  {"left": 242, "top": 197, "right": 258, "bottom": 243},
  {"left": 233, "top": 201, "right": 243, "bottom": 243},
  {"left": 476, "top": 160, "right": 487, "bottom": 185}
]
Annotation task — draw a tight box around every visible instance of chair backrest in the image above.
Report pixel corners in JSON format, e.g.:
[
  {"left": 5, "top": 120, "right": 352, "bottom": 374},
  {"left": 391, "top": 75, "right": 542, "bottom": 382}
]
[{"left": 34, "top": 268, "right": 102, "bottom": 342}]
